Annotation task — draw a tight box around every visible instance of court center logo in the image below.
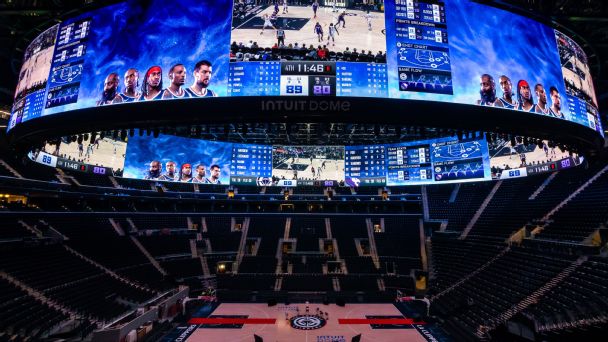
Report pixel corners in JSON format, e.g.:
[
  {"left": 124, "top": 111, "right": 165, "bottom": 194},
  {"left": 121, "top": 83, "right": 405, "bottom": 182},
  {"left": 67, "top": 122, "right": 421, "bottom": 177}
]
[{"left": 290, "top": 315, "right": 327, "bottom": 330}]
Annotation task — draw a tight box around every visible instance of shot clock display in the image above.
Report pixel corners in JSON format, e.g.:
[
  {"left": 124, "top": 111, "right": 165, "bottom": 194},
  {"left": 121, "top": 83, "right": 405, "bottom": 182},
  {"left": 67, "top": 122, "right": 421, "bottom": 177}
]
[{"left": 280, "top": 62, "right": 336, "bottom": 97}]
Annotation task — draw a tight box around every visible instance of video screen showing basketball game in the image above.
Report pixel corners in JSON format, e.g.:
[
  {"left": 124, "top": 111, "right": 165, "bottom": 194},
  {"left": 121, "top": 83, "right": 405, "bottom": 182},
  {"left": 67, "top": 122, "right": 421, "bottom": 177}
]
[
  {"left": 489, "top": 137, "right": 582, "bottom": 180},
  {"left": 123, "top": 133, "right": 232, "bottom": 184},
  {"left": 555, "top": 30, "right": 601, "bottom": 132},
  {"left": 228, "top": 1, "right": 387, "bottom": 97},
  {"left": 271, "top": 145, "right": 345, "bottom": 186},
  {"left": 35, "top": 134, "right": 127, "bottom": 174},
  {"left": 9, "top": 24, "right": 59, "bottom": 129}
]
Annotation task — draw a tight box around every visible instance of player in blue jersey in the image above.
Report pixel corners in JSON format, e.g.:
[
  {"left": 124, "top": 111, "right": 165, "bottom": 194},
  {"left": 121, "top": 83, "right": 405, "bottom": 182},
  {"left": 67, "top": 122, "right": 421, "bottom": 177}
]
[
  {"left": 162, "top": 64, "right": 189, "bottom": 99},
  {"left": 476, "top": 74, "right": 496, "bottom": 106},
  {"left": 494, "top": 75, "right": 518, "bottom": 109},
  {"left": 158, "top": 161, "right": 178, "bottom": 181},
  {"left": 549, "top": 86, "right": 565, "bottom": 119},
  {"left": 207, "top": 164, "right": 222, "bottom": 184},
  {"left": 139, "top": 66, "right": 163, "bottom": 101},
  {"left": 114, "top": 68, "right": 140, "bottom": 103},
  {"left": 144, "top": 160, "right": 162, "bottom": 180},
  {"left": 186, "top": 60, "right": 217, "bottom": 97},
  {"left": 516, "top": 80, "right": 536, "bottom": 112},
  {"left": 337, "top": 10, "right": 347, "bottom": 28},
  {"left": 96, "top": 73, "right": 121, "bottom": 106},
  {"left": 534, "top": 84, "right": 551, "bottom": 115},
  {"left": 312, "top": 1, "right": 319, "bottom": 19},
  {"left": 314, "top": 22, "right": 324, "bottom": 42}
]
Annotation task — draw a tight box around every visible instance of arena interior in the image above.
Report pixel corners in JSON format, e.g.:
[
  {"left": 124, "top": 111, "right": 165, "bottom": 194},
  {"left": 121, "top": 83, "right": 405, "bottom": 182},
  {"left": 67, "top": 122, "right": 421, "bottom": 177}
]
[{"left": 0, "top": 1, "right": 608, "bottom": 342}]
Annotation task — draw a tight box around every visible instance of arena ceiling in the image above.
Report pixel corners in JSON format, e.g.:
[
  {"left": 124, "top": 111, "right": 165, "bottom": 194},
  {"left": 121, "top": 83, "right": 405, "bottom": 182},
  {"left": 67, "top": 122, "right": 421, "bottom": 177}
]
[{"left": 0, "top": 0, "right": 607, "bottom": 141}]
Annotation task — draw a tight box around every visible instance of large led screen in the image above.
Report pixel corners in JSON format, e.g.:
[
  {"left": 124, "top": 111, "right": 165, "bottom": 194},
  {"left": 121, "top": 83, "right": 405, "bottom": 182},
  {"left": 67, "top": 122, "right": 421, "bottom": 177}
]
[
  {"left": 8, "top": 0, "right": 602, "bottom": 136},
  {"left": 30, "top": 131, "right": 582, "bottom": 186}
]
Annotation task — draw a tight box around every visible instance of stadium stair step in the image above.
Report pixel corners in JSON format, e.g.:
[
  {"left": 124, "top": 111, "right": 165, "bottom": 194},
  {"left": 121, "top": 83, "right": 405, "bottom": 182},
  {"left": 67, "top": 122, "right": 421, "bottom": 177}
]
[
  {"left": 542, "top": 164, "right": 608, "bottom": 221},
  {"left": 129, "top": 235, "right": 168, "bottom": 276},
  {"left": 460, "top": 181, "right": 503, "bottom": 239},
  {"left": 528, "top": 172, "right": 558, "bottom": 200},
  {"left": 476, "top": 255, "right": 588, "bottom": 339},
  {"left": 0, "top": 159, "right": 23, "bottom": 178}
]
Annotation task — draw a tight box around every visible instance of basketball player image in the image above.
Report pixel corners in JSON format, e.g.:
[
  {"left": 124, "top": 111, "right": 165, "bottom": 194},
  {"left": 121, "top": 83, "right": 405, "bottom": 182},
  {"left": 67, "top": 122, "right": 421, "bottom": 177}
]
[
  {"left": 207, "top": 164, "right": 222, "bottom": 184},
  {"left": 476, "top": 74, "right": 496, "bottom": 106},
  {"left": 162, "top": 64, "right": 189, "bottom": 99},
  {"left": 144, "top": 160, "right": 162, "bottom": 180},
  {"left": 314, "top": 22, "right": 324, "bottom": 42},
  {"left": 327, "top": 23, "right": 339, "bottom": 46},
  {"left": 312, "top": 1, "right": 319, "bottom": 19},
  {"left": 260, "top": 14, "right": 276, "bottom": 34},
  {"left": 179, "top": 163, "right": 193, "bottom": 182},
  {"left": 139, "top": 66, "right": 163, "bottom": 101},
  {"left": 96, "top": 73, "right": 121, "bottom": 106},
  {"left": 192, "top": 164, "right": 208, "bottom": 183},
  {"left": 364, "top": 11, "right": 373, "bottom": 31},
  {"left": 186, "top": 60, "right": 217, "bottom": 97},
  {"left": 494, "top": 75, "right": 518, "bottom": 109},
  {"left": 549, "top": 86, "right": 565, "bottom": 119},
  {"left": 516, "top": 80, "right": 537, "bottom": 112},
  {"left": 534, "top": 84, "right": 550, "bottom": 115},
  {"left": 337, "top": 10, "right": 347, "bottom": 28},
  {"left": 114, "top": 68, "right": 140, "bottom": 103},
  {"left": 158, "top": 161, "right": 178, "bottom": 181},
  {"left": 282, "top": 0, "right": 288, "bottom": 14}
]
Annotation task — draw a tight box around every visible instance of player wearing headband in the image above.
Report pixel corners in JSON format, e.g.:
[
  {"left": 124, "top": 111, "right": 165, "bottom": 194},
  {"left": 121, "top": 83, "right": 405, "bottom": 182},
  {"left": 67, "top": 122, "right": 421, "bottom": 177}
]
[
  {"left": 162, "top": 64, "right": 189, "bottom": 99},
  {"left": 476, "top": 74, "right": 496, "bottom": 106},
  {"left": 517, "top": 80, "right": 536, "bottom": 112},
  {"left": 114, "top": 68, "right": 141, "bottom": 103},
  {"left": 179, "top": 163, "right": 193, "bottom": 182},
  {"left": 185, "top": 60, "right": 217, "bottom": 97},
  {"left": 139, "top": 66, "right": 163, "bottom": 101},
  {"left": 494, "top": 75, "right": 518, "bottom": 109},
  {"left": 97, "top": 73, "right": 121, "bottom": 106}
]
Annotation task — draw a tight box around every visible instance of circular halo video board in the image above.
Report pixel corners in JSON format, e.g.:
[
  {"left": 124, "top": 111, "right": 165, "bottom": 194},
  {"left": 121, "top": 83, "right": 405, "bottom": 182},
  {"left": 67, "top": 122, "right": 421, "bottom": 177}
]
[{"left": 7, "top": 0, "right": 601, "bottom": 138}]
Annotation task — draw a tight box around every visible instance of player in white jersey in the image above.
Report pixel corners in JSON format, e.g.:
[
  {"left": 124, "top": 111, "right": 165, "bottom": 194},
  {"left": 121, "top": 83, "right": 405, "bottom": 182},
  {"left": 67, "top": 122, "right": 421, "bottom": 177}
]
[
  {"left": 327, "top": 23, "right": 339, "bottom": 46},
  {"left": 260, "top": 14, "right": 276, "bottom": 34},
  {"left": 282, "top": 0, "right": 288, "bottom": 14},
  {"left": 364, "top": 11, "right": 373, "bottom": 31}
]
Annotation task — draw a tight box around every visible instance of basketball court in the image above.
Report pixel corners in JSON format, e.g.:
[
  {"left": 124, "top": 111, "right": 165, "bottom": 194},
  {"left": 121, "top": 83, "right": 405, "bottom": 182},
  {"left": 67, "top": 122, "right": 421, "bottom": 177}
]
[
  {"left": 44, "top": 137, "right": 127, "bottom": 171},
  {"left": 231, "top": 5, "right": 386, "bottom": 53},
  {"left": 180, "top": 303, "right": 430, "bottom": 342},
  {"left": 272, "top": 157, "right": 345, "bottom": 182}
]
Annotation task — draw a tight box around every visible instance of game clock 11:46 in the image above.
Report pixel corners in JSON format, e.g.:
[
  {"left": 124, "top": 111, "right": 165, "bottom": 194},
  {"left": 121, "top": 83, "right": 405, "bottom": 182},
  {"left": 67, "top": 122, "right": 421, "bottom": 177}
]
[{"left": 280, "top": 61, "right": 336, "bottom": 96}]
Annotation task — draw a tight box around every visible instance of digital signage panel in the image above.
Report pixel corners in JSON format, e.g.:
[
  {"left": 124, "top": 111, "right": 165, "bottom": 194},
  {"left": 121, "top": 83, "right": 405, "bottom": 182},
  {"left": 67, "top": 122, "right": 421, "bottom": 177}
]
[{"left": 8, "top": 0, "right": 602, "bottom": 138}]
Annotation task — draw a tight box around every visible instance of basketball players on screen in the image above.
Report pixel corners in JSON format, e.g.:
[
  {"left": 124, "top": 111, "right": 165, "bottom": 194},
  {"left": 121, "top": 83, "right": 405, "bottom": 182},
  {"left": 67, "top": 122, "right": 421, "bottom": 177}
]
[
  {"left": 97, "top": 73, "right": 121, "bottom": 106},
  {"left": 186, "top": 60, "right": 217, "bottom": 97},
  {"left": 517, "top": 80, "right": 536, "bottom": 112},
  {"left": 260, "top": 14, "right": 276, "bottom": 34},
  {"left": 179, "top": 163, "right": 193, "bottom": 182},
  {"left": 144, "top": 160, "right": 162, "bottom": 180},
  {"left": 534, "top": 84, "right": 551, "bottom": 115},
  {"left": 140, "top": 66, "right": 163, "bottom": 101},
  {"left": 476, "top": 74, "right": 496, "bottom": 106},
  {"left": 207, "top": 165, "right": 222, "bottom": 184},
  {"left": 114, "top": 68, "right": 141, "bottom": 103},
  {"left": 192, "top": 164, "right": 208, "bottom": 183},
  {"left": 162, "top": 64, "right": 189, "bottom": 99},
  {"left": 312, "top": 1, "right": 319, "bottom": 19},
  {"left": 494, "top": 75, "right": 518, "bottom": 109},
  {"left": 158, "top": 161, "right": 178, "bottom": 181},
  {"left": 549, "top": 86, "right": 565, "bottom": 119}
]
